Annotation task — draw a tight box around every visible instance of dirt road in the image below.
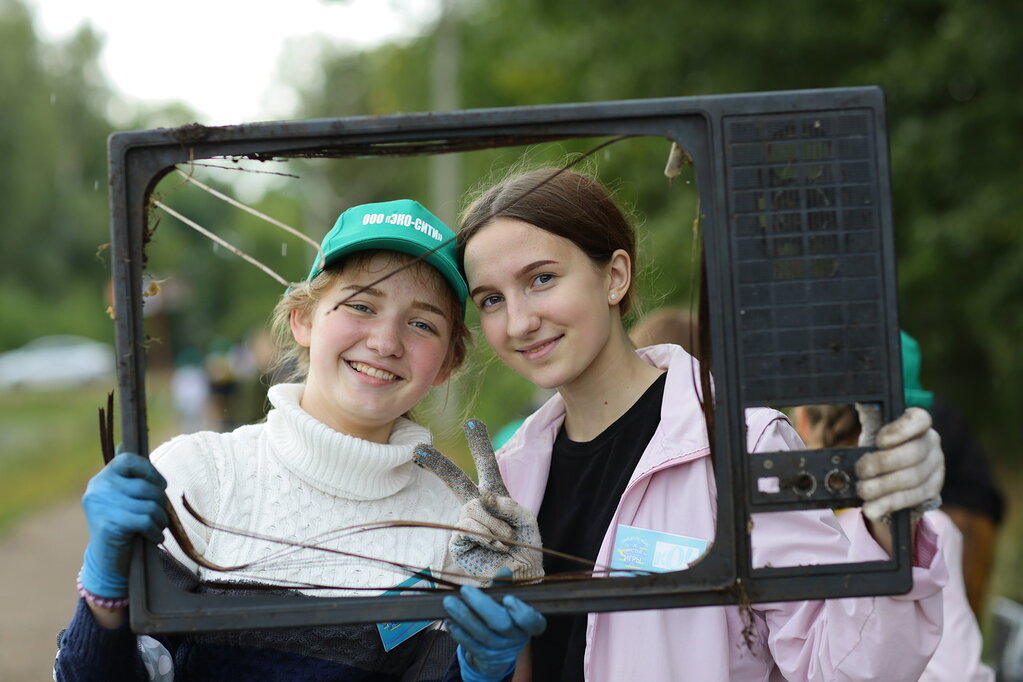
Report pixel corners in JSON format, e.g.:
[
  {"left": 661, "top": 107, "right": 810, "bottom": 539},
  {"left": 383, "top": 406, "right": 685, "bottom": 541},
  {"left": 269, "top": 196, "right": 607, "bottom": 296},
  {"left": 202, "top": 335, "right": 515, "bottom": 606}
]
[{"left": 0, "top": 497, "right": 86, "bottom": 681}]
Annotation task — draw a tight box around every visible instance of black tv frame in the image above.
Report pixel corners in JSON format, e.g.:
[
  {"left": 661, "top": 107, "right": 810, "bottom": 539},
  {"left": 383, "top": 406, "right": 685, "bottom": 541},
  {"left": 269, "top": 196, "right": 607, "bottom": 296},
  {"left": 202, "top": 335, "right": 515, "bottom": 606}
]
[{"left": 108, "top": 86, "right": 909, "bottom": 633}]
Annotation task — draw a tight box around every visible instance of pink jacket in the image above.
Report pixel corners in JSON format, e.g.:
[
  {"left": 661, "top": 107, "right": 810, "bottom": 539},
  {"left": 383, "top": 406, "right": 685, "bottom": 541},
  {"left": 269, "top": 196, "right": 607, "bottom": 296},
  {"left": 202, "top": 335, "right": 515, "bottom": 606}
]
[
  {"left": 497, "top": 344, "right": 947, "bottom": 682},
  {"left": 835, "top": 509, "right": 994, "bottom": 682}
]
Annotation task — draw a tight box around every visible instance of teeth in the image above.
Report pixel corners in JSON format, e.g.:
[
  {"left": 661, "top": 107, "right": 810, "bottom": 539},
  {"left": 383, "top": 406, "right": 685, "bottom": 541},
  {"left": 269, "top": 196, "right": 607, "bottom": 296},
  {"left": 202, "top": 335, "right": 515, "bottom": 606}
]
[
  {"left": 523, "top": 340, "right": 554, "bottom": 354},
  {"left": 349, "top": 361, "right": 399, "bottom": 381}
]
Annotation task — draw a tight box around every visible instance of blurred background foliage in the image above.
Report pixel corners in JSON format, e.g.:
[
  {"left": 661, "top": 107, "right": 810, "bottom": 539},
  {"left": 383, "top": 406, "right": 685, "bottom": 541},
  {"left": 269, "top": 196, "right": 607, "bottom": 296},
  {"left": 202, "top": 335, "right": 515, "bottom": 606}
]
[{"left": 1, "top": 0, "right": 1020, "bottom": 498}]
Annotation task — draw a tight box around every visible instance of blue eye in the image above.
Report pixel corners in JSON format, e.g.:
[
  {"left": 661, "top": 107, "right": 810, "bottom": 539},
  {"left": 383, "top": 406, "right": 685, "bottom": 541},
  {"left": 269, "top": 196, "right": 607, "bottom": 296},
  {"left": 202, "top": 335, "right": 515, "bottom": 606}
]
[
  {"left": 533, "top": 273, "right": 554, "bottom": 286},
  {"left": 411, "top": 320, "right": 436, "bottom": 333},
  {"left": 479, "top": 294, "right": 503, "bottom": 310},
  {"left": 348, "top": 303, "right": 373, "bottom": 313}
]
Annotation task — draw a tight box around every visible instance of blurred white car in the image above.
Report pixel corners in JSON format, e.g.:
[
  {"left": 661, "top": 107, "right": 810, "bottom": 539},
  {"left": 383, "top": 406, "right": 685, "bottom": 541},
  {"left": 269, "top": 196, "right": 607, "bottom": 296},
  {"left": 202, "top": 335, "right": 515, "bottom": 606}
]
[{"left": 0, "top": 335, "right": 116, "bottom": 391}]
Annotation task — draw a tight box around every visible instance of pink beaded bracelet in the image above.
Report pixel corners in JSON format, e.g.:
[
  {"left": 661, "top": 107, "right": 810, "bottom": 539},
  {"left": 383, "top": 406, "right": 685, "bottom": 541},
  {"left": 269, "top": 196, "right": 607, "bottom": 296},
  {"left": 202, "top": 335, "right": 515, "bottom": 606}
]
[{"left": 76, "top": 572, "right": 130, "bottom": 610}]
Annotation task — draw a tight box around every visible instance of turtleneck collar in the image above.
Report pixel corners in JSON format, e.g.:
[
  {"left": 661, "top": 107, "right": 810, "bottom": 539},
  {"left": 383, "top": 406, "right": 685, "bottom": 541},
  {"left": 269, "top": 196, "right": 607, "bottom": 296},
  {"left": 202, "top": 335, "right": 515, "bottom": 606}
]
[{"left": 264, "top": 384, "right": 432, "bottom": 500}]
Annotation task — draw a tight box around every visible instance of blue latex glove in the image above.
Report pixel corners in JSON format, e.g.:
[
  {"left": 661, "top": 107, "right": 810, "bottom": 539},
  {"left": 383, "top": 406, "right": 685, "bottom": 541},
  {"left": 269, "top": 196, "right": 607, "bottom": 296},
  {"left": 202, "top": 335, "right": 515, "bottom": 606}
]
[
  {"left": 80, "top": 450, "right": 168, "bottom": 599},
  {"left": 444, "top": 575, "right": 546, "bottom": 682}
]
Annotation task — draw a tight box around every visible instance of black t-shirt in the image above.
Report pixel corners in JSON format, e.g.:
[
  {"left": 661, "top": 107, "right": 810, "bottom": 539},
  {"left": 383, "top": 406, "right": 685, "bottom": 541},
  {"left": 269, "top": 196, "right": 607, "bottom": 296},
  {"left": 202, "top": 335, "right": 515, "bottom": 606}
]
[
  {"left": 932, "top": 397, "right": 1005, "bottom": 524},
  {"left": 531, "top": 373, "right": 667, "bottom": 682}
]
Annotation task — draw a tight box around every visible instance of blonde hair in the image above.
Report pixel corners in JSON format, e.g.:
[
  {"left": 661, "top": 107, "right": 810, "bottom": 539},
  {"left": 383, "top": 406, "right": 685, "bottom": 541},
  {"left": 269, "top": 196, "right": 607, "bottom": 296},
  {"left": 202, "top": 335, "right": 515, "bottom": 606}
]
[{"left": 268, "top": 250, "right": 469, "bottom": 384}]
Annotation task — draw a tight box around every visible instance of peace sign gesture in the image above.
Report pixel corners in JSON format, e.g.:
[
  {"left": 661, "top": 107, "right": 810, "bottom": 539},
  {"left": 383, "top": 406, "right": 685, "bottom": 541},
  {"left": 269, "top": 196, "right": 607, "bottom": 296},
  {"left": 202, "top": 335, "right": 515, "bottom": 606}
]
[{"left": 414, "top": 419, "right": 544, "bottom": 584}]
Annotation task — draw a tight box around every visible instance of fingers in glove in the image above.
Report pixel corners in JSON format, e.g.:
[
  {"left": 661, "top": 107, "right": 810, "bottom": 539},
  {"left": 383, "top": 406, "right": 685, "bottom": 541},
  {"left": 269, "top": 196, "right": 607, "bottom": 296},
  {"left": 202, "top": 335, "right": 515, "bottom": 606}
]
[
  {"left": 458, "top": 498, "right": 515, "bottom": 536},
  {"left": 95, "top": 476, "right": 169, "bottom": 505},
  {"left": 487, "top": 497, "right": 542, "bottom": 551},
  {"left": 856, "top": 445, "right": 943, "bottom": 502},
  {"left": 453, "top": 514, "right": 514, "bottom": 551},
  {"left": 855, "top": 420, "right": 943, "bottom": 521},
  {"left": 502, "top": 595, "right": 547, "bottom": 636},
  {"left": 445, "top": 605, "right": 498, "bottom": 658},
  {"left": 84, "top": 462, "right": 168, "bottom": 519},
  {"left": 464, "top": 420, "right": 510, "bottom": 497},
  {"left": 413, "top": 444, "right": 480, "bottom": 503},
  {"left": 855, "top": 428, "right": 941, "bottom": 480},
  {"left": 108, "top": 451, "right": 168, "bottom": 490},
  {"left": 854, "top": 403, "right": 883, "bottom": 448},
  {"left": 110, "top": 498, "right": 170, "bottom": 543},
  {"left": 490, "top": 567, "right": 514, "bottom": 587},
  {"left": 874, "top": 406, "right": 933, "bottom": 450},
  {"left": 446, "top": 619, "right": 486, "bottom": 661},
  {"left": 861, "top": 466, "right": 944, "bottom": 521},
  {"left": 445, "top": 586, "right": 519, "bottom": 644}
]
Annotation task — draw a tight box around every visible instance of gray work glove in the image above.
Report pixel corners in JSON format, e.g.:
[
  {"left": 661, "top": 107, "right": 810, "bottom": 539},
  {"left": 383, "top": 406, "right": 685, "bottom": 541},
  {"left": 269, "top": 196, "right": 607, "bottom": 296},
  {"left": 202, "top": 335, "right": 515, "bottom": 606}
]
[
  {"left": 414, "top": 419, "right": 544, "bottom": 583},
  {"left": 855, "top": 405, "right": 944, "bottom": 522}
]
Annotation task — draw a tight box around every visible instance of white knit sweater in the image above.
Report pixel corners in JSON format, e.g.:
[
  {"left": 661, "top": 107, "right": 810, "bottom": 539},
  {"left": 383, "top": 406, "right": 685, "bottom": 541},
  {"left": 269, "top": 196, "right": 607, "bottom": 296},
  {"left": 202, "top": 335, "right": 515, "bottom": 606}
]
[{"left": 151, "top": 383, "right": 460, "bottom": 596}]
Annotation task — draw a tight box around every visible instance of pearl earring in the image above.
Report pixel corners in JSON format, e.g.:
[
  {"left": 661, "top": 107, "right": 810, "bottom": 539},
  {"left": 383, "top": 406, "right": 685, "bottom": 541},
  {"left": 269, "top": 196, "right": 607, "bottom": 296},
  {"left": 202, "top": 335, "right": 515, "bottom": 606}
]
[{"left": 609, "top": 293, "right": 617, "bottom": 301}]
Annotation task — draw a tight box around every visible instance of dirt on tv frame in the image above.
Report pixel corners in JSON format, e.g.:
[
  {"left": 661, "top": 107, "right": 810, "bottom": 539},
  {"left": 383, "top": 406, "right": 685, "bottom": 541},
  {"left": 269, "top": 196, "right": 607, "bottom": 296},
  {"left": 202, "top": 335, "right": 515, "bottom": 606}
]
[{"left": 107, "top": 87, "right": 909, "bottom": 634}]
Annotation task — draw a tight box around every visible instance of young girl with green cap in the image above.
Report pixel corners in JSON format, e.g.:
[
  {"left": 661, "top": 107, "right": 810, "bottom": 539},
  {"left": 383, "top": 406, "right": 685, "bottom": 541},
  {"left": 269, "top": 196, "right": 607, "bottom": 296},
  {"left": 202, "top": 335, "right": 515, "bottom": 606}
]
[
  {"left": 449, "top": 167, "right": 950, "bottom": 682},
  {"left": 54, "top": 199, "right": 543, "bottom": 681}
]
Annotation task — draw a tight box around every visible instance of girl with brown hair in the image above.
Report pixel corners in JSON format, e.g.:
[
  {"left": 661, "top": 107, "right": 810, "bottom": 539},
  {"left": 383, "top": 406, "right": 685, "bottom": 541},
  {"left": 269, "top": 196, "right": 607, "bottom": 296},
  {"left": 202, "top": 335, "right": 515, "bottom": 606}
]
[{"left": 454, "top": 167, "right": 948, "bottom": 682}]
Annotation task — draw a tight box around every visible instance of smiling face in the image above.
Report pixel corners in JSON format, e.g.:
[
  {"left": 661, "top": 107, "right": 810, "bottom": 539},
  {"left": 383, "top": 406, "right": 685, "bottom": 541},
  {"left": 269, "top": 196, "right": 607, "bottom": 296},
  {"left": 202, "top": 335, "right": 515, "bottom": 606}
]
[
  {"left": 290, "top": 252, "right": 455, "bottom": 443},
  {"left": 464, "top": 218, "right": 629, "bottom": 392}
]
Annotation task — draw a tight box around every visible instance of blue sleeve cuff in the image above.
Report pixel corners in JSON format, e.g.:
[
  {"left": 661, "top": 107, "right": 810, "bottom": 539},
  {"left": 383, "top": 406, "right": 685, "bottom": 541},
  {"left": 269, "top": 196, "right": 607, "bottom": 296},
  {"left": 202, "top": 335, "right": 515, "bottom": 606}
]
[{"left": 54, "top": 598, "right": 145, "bottom": 680}]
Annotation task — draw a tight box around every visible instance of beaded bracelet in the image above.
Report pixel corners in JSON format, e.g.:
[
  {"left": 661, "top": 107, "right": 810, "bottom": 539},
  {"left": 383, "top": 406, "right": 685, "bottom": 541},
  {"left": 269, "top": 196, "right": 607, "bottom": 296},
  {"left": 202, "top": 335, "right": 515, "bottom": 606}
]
[{"left": 76, "top": 572, "right": 130, "bottom": 610}]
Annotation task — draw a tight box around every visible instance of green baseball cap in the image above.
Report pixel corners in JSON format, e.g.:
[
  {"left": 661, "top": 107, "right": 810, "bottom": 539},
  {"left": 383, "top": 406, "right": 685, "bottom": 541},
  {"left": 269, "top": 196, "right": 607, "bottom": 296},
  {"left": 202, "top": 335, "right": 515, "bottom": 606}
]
[
  {"left": 900, "top": 330, "right": 934, "bottom": 410},
  {"left": 306, "top": 199, "right": 468, "bottom": 308}
]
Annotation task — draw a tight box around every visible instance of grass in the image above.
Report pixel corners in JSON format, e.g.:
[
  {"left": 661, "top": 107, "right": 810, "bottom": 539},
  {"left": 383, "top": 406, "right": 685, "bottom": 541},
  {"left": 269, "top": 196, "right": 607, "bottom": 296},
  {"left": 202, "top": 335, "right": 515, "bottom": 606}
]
[
  {"left": 0, "top": 385, "right": 114, "bottom": 530},
  {"left": 0, "top": 375, "right": 175, "bottom": 533}
]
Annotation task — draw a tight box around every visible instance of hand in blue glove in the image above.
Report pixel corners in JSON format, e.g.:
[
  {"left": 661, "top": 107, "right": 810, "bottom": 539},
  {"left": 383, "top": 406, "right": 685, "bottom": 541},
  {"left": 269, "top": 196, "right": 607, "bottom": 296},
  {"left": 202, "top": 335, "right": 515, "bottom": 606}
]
[
  {"left": 80, "top": 450, "right": 168, "bottom": 599},
  {"left": 444, "top": 575, "right": 546, "bottom": 682}
]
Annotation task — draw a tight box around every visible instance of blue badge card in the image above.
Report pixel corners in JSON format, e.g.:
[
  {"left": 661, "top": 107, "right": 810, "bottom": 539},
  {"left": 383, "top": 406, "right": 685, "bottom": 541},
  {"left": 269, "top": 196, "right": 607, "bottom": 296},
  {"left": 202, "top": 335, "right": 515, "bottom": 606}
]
[
  {"left": 610, "top": 524, "right": 709, "bottom": 576},
  {"left": 376, "top": 569, "right": 437, "bottom": 651}
]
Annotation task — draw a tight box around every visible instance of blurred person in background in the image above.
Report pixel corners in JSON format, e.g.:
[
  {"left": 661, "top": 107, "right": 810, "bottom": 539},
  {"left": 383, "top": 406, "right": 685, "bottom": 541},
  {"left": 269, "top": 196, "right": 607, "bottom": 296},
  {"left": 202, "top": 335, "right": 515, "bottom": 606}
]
[
  {"left": 902, "top": 330, "right": 1005, "bottom": 618},
  {"left": 795, "top": 400, "right": 994, "bottom": 682},
  {"left": 636, "top": 306, "right": 995, "bottom": 680},
  {"left": 204, "top": 337, "right": 243, "bottom": 431},
  {"left": 628, "top": 305, "right": 701, "bottom": 359},
  {"left": 795, "top": 330, "right": 1004, "bottom": 619},
  {"left": 170, "top": 349, "right": 210, "bottom": 434},
  {"left": 635, "top": 307, "right": 1003, "bottom": 621}
]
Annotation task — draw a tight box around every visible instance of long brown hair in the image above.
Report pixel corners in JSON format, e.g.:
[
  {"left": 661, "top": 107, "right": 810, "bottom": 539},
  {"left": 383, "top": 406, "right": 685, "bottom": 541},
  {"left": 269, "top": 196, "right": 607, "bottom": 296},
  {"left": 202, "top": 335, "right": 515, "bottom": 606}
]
[{"left": 458, "top": 167, "right": 639, "bottom": 317}]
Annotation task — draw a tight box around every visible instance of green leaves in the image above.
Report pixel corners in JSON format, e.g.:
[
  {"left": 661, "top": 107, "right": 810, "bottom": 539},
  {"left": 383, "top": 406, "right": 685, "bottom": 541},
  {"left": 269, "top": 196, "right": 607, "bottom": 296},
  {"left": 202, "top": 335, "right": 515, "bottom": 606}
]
[{"left": 287, "top": 0, "right": 1022, "bottom": 455}]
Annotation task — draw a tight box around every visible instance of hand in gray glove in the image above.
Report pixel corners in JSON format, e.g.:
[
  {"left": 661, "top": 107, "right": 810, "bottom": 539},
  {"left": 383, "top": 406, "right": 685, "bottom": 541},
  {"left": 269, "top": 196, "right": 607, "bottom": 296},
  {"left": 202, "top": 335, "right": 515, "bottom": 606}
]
[
  {"left": 414, "top": 419, "right": 544, "bottom": 583},
  {"left": 854, "top": 405, "right": 944, "bottom": 522}
]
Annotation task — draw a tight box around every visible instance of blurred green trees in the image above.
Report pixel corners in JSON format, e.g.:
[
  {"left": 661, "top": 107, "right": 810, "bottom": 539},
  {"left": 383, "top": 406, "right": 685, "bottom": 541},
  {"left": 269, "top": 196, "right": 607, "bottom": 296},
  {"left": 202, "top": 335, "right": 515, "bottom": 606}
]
[
  {"left": 0, "top": 1, "right": 115, "bottom": 346},
  {"left": 291, "top": 0, "right": 1023, "bottom": 456},
  {"left": 2, "top": 0, "right": 1019, "bottom": 456}
]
